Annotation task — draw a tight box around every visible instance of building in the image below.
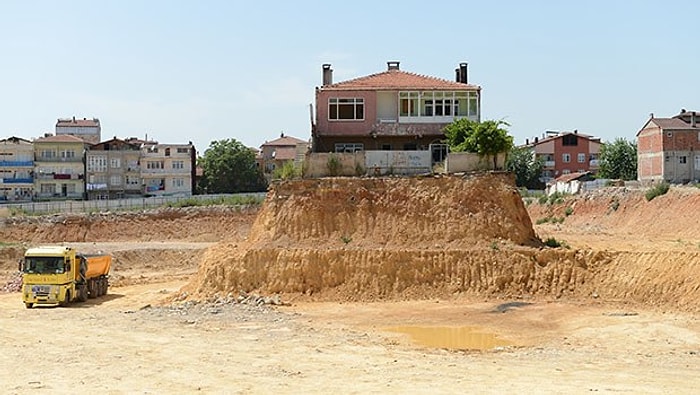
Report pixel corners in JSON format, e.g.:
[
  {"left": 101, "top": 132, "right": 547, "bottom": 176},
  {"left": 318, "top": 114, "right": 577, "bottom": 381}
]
[
  {"left": 33, "top": 134, "right": 89, "bottom": 199},
  {"left": 140, "top": 142, "right": 195, "bottom": 197},
  {"left": 85, "top": 137, "right": 142, "bottom": 200},
  {"left": 312, "top": 61, "right": 480, "bottom": 163},
  {"left": 521, "top": 130, "right": 601, "bottom": 184},
  {"left": 637, "top": 110, "right": 700, "bottom": 184},
  {"left": 260, "top": 133, "right": 308, "bottom": 177},
  {"left": 56, "top": 117, "right": 101, "bottom": 144},
  {"left": 0, "top": 136, "right": 34, "bottom": 201}
]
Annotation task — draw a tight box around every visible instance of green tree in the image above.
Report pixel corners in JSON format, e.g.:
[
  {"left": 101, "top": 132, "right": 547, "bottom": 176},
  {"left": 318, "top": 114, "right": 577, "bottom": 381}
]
[
  {"left": 197, "top": 139, "right": 267, "bottom": 193},
  {"left": 598, "top": 138, "right": 637, "bottom": 180},
  {"left": 506, "top": 146, "right": 545, "bottom": 189},
  {"left": 443, "top": 119, "right": 513, "bottom": 169}
]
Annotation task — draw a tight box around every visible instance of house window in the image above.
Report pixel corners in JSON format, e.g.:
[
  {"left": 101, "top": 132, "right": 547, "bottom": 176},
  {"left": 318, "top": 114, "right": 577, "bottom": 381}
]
[
  {"left": 329, "top": 98, "right": 364, "bottom": 120},
  {"left": 562, "top": 153, "right": 571, "bottom": 163},
  {"left": 41, "top": 150, "right": 56, "bottom": 159},
  {"left": 562, "top": 134, "right": 578, "bottom": 146},
  {"left": 87, "top": 156, "right": 107, "bottom": 172},
  {"left": 177, "top": 147, "right": 189, "bottom": 154},
  {"left": 399, "top": 92, "right": 420, "bottom": 117},
  {"left": 577, "top": 153, "right": 586, "bottom": 163},
  {"left": 172, "top": 160, "right": 184, "bottom": 170},
  {"left": 126, "top": 175, "right": 140, "bottom": 186},
  {"left": 334, "top": 143, "right": 363, "bottom": 153},
  {"left": 65, "top": 184, "right": 76, "bottom": 194},
  {"left": 679, "top": 156, "right": 687, "bottom": 164},
  {"left": 110, "top": 175, "right": 121, "bottom": 186},
  {"left": 60, "top": 150, "right": 75, "bottom": 159},
  {"left": 147, "top": 161, "right": 164, "bottom": 169},
  {"left": 110, "top": 158, "right": 121, "bottom": 168},
  {"left": 172, "top": 178, "right": 185, "bottom": 188},
  {"left": 40, "top": 184, "right": 56, "bottom": 194},
  {"left": 562, "top": 169, "right": 571, "bottom": 174},
  {"left": 165, "top": 148, "right": 171, "bottom": 156}
]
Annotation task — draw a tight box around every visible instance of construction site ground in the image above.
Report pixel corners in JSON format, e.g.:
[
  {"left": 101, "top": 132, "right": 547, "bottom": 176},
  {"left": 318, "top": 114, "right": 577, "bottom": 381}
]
[{"left": 1, "top": 178, "right": 699, "bottom": 394}]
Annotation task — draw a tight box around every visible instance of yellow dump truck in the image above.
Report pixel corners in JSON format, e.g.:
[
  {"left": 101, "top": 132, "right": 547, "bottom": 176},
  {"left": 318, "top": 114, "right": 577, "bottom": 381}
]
[{"left": 21, "top": 246, "right": 112, "bottom": 308}]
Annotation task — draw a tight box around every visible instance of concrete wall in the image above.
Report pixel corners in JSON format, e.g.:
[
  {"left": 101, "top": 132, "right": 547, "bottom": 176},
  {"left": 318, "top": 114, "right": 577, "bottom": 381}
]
[
  {"left": 364, "top": 151, "right": 432, "bottom": 175},
  {"left": 304, "top": 152, "right": 366, "bottom": 178},
  {"left": 445, "top": 152, "right": 505, "bottom": 173}
]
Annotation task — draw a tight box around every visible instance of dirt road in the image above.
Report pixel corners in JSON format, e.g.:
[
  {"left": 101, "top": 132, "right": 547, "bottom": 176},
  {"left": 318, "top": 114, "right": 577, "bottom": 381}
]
[{"left": 2, "top": 281, "right": 698, "bottom": 394}]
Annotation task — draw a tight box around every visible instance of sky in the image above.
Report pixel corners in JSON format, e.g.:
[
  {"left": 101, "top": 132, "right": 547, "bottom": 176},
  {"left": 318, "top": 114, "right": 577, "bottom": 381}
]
[{"left": 0, "top": 0, "right": 696, "bottom": 155}]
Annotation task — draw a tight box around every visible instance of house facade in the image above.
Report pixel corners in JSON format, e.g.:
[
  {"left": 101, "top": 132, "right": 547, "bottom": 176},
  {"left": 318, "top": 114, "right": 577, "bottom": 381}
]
[
  {"left": 56, "top": 117, "right": 101, "bottom": 144},
  {"left": 33, "top": 134, "right": 88, "bottom": 199},
  {"left": 312, "top": 61, "right": 480, "bottom": 162},
  {"left": 637, "top": 110, "right": 700, "bottom": 184},
  {"left": 0, "top": 137, "right": 34, "bottom": 201},
  {"left": 86, "top": 138, "right": 142, "bottom": 200},
  {"left": 259, "top": 133, "right": 308, "bottom": 177},
  {"left": 521, "top": 131, "right": 601, "bottom": 184},
  {"left": 140, "top": 143, "right": 195, "bottom": 197}
]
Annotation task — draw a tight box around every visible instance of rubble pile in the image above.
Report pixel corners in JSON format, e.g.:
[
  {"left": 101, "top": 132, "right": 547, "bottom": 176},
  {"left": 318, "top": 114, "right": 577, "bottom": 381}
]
[{"left": 1, "top": 272, "right": 22, "bottom": 293}]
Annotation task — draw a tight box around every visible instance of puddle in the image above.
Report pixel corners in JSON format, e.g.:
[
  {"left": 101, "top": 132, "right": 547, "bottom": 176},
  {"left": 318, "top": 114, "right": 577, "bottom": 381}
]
[{"left": 386, "top": 326, "right": 512, "bottom": 351}]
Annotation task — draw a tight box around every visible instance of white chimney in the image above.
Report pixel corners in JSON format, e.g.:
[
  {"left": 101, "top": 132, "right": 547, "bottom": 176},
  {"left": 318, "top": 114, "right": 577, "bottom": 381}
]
[{"left": 322, "top": 64, "right": 332, "bottom": 86}]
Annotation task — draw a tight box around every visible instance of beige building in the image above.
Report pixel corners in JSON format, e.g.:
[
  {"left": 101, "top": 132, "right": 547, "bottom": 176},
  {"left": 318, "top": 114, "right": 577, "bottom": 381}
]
[
  {"left": 260, "top": 133, "right": 309, "bottom": 178},
  {"left": 140, "top": 143, "right": 195, "bottom": 197},
  {"left": 33, "top": 134, "right": 88, "bottom": 199},
  {"left": 0, "top": 136, "right": 34, "bottom": 201},
  {"left": 86, "top": 138, "right": 142, "bottom": 200},
  {"left": 56, "top": 117, "right": 101, "bottom": 144}
]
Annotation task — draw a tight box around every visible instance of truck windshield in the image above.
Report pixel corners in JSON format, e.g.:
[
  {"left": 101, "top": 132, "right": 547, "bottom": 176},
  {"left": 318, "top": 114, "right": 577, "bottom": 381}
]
[{"left": 24, "top": 257, "right": 66, "bottom": 274}]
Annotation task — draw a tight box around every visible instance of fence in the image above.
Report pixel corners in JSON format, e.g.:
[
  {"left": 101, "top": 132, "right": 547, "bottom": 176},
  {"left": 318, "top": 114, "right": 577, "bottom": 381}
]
[{"left": 0, "top": 193, "right": 267, "bottom": 215}]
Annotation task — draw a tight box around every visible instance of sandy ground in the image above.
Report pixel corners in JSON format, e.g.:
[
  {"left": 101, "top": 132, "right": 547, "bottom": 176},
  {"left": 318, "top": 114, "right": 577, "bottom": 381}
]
[{"left": 2, "top": 277, "right": 699, "bottom": 393}]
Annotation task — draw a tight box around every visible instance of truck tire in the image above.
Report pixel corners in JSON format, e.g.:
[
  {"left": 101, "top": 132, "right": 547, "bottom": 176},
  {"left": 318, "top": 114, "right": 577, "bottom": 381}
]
[
  {"left": 25, "top": 303, "right": 33, "bottom": 309},
  {"left": 88, "top": 280, "right": 96, "bottom": 299},
  {"left": 77, "top": 285, "right": 88, "bottom": 302},
  {"left": 59, "top": 291, "right": 70, "bottom": 307},
  {"left": 102, "top": 279, "right": 108, "bottom": 296}
]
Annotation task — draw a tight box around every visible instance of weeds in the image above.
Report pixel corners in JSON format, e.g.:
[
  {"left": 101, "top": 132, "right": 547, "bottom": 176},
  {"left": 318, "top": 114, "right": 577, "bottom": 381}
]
[
  {"left": 340, "top": 235, "right": 352, "bottom": 245},
  {"left": 543, "top": 237, "right": 569, "bottom": 248},
  {"left": 645, "top": 182, "right": 670, "bottom": 201},
  {"left": 564, "top": 206, "right": 574, "bottom": 216},
  {"left": 536, "top": 216, "right": 565, "bottom": 224}
]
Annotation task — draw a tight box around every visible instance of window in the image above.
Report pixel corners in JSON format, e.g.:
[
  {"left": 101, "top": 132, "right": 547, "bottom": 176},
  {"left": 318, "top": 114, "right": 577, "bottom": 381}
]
[
  {"left": 177, "top": 147, "right": 189, "bottom": 154},
  {"left": 126, "top": 175, "right": 140, "bottom": 186},
  {"left": 562, "top": 153, "right": 571, "bottom": 163},
  {"left": 87, "top": 156, "right": 107, "bottom": 172},
  {"left": 403, "top": 143, "right": 417, "bottom": 151},
  {"left": 65, "top": 184, "right": 76, "bottom": 194},
  {"left": 334, "top": 143, "right": 363, "bottom": 153},
  {"left": 110, "top": 175, "right": 122, "bottom": 186},
  {"left": 665, "top": 155, "right": 670, "bottom": 162},
  {"left": 172, "top": 160, "right": 184, "bottom": 170},
  {"left": 577, "top": 153, "right": 586, "bottom": 163},
  {"left": 172, "top": 178, "right": 185, "bottom": 188},
  {"left": 165, "top": 148, "right": 171, "bottom": 156},
  {"left": 562, "top": 134, "right": 578, "bottom": 146},
  {"left": 110, "top": 158, "right": 121, "bottom": 168},
  {"left": 381, "top": 144, "right": 392, "bottom": 151},
  {"left": 329, "top": 98, "right": 364, "bottom": 120},
  {"left": 41, "top": 150, "right": 56, "bottom": 159},
  {"left": 562, "top": 169, "right": 571, "bottom": 175},
  {"left": 60, "top": 150, "right": 75, "bottom": 159},
  {"left": 147, "top": 161, "right": 164, "bottom": 169},
  {"left": 40, "top": 184, "right": 56, "bottom": 194},
  {"left": 679, "top": 156, "right": 687, "bottom": 164},
  {"left": 399, "top": 92, "right": 419, "bottom": 117}
]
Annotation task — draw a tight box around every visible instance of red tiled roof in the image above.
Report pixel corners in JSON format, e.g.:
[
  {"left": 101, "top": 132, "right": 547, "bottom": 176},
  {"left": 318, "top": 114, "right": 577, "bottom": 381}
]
[
  {"left": 323, "top": 69, "right": 480, "bottom": 91},
  {"left": 262, "top": 135, "right": 307, "bottom": 147},
  {"left": 272, "top": 147, "right": 297, "bottom": 161},
  {"left": 34, "top": 134, "right": 88, "bottom": 143},
  {"left": 650, "top": 118, "right": 696, "bottom": 130},
  {"left": 56, "top": 118, "right": 100, "bottom": 127},
  {"left": 520, "top": 131, "right": 600, "bottom": 148}
]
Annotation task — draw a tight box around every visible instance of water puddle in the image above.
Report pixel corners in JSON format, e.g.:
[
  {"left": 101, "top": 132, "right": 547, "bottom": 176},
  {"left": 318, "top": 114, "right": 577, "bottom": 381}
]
[{"left": 386, "top": 326, "right": 512, "bottom": 351}]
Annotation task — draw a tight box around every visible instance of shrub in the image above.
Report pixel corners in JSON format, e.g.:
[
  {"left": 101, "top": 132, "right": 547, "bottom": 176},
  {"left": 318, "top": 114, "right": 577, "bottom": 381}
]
[
  {"left": 273, "top": 161, "right": 301, "bottom": 180},
  {"left": 645, "top": 182, "right": 670, "bottom": 201},
  {"left": 564, "top": 206, "right": 574, "bottom": 216},
  {"left": 327, "top": 154, "right": 341, "bottom": 176},
  {"left": 543, "top": 237, "right": 568, "bottom": 248}
]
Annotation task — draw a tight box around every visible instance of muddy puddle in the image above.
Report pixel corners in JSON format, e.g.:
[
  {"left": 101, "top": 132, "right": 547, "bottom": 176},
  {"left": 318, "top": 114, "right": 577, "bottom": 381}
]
[{"left": 387, "top": 326, "right": 513, "bottom": 351}]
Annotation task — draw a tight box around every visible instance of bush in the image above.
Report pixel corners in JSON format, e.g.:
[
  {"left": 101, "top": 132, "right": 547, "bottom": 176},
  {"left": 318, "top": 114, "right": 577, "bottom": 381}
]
[
  {"left": 327, "top": 154, "right": 341, "bottom": 176},
  {"left": 564, "top": 206, "right": 573, "bottom": 216},
  {"left": 645, "top": 182, "right": 670, "bottom": 201},
  {"left": 273, "top": 161, "right": 301, "bottom": 180},
  {"left": 543, "top": 237, "right": 569, "bottom": 248}
]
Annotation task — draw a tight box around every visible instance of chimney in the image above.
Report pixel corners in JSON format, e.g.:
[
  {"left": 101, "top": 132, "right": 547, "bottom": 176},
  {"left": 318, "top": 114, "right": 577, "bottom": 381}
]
[
  {"left": 455, "top": 68, "right": 460, "bottom": 82},
  {"left": 458, "top": 62, "right": 468, "bottom": 84},
  {"left": 72, "top": 116, "right": 75, "bottom": 123},
  {"left": 387, "top": 61, "right": 400, "bottom": 71},
  {"left": 526, "top": 138, "right": 529, "bottom": 145},
  {"left": 322, "top": 64, "right": 333, "bottom": 86},
  {"left": 692, "top": 111, "right": 697, "bottom": 128},
  {"left": 681, "top": 108, "right": 687, "bottom": 114},
  {"left": 534, "top": 137, "right": 539, "bottom": 143}
]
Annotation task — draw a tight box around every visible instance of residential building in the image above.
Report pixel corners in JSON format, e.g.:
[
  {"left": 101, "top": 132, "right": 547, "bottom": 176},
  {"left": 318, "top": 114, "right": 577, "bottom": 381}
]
[
  {"left": 56, "top": 117, "right": 101, "bottom": 144},
  {"left": 140, "top": 142, "right": 195, "bottom": 197},
  {"left": 33, "top": 134, "right": 89, "bottom": 199},
  {"left": 312, "top": 61, "right": 480, "bottom": 163},
  {"left": 260, "top": 133, "right": 309, "bottom": 177},
  {"left": 521, "top": 130, "right": 602, "bottom": 184},
  {"left": 86, "top": 137, "right": 142, "bottom": 200},
  {"left": 0, "top": 136, "right": 34, "bottom": 201},
  {"left": 637, "top": 110, "right": 700, "bottom": 184}
]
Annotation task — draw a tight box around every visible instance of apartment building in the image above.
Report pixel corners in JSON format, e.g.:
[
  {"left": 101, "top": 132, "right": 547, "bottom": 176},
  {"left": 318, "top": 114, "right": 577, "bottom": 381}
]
[
  {"left": 521, "top": 130, "right": 601, "bottom": 184},
  {"left": 56, "top": 117, "right": 101, "bottom": 144},
  {"left": 33, "top": 134, "right": 88, "bottom": 199},
  {"left": 0, "top": 136, "right": 34, "bottom": 201},
  {"left": 86, "top": 137, "right": 142, "bottom": 200},
  {"left": 140, "top": 142, "right": 195, "bottom": 197}
]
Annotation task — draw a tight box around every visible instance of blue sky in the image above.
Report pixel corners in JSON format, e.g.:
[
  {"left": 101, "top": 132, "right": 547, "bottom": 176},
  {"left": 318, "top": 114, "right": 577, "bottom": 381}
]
[{"left": 0, "top": 0, "right": 695, "bottom": 154}]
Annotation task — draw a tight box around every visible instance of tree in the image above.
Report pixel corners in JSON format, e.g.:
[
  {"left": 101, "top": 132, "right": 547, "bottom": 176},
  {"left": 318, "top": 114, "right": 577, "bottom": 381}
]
[
  {"left": 598, "top": 138, "right": 637, "bottom": 180},
  {"left": 443, "top": 119, "right": 513, "bottom": 169},
  {"left": 506, "top": 146, "right": 545, "bottom": 189},
  {"left": 197, "top": 139, "right": 267, "bottom": 194}
]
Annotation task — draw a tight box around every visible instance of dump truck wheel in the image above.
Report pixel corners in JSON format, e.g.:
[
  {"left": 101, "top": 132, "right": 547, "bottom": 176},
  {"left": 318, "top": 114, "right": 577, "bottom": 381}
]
[
  {"left": 59, "top": 291, "right": 70, "bottom": 307},
  {"left": 77, "top": 285, "right": 88, "bottom": 302},
  {"left": 101, "top": 279, "right": 108, "bottom": 296},
  {"left": 24, "top": 303, "right": 33, "bottom": 309}
]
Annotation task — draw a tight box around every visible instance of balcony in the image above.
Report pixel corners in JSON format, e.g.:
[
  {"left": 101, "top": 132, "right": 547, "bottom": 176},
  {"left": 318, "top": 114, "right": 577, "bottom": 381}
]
[
  {"left": 0, "top": 160, "right": 33, "bottom": 167},
  {"left": 589, "top": 159, "right": 599, "bottom": 167},
  {"left": 544, "top": 161, "right": 555, "bottom": 167},
  {"left": 35, "top": 157, "right": 82, "bottom": 163},
  {"left": 1, "top": 178, "right": 33, "bottom": 184}
]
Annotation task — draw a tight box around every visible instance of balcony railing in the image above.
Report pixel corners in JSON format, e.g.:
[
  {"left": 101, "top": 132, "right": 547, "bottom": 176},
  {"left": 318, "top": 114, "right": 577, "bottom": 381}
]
[
  {"left": 35, "top": 157, "right": 82, "bottom": 163},
  {"left": 1, "top": 178, "right": 33, "bottom": 184},
  {"left": 0, "top": 160, "right": 33, "bottom": 167}
]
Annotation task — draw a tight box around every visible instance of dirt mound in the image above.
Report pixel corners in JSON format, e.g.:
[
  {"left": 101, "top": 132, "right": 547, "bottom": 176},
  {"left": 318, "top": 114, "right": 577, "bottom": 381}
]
[{"left": 185, "top": 173, "right": 544, "bottom": 301}]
